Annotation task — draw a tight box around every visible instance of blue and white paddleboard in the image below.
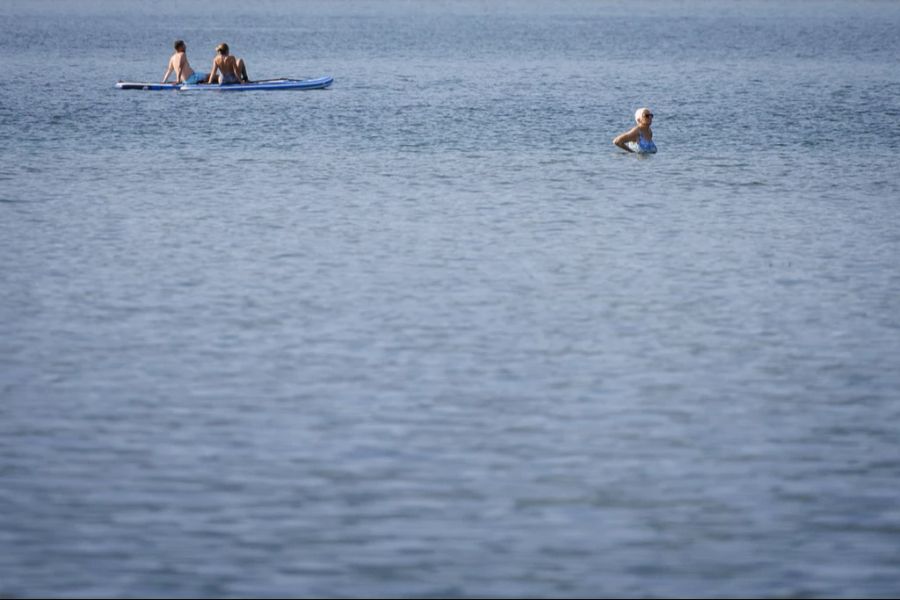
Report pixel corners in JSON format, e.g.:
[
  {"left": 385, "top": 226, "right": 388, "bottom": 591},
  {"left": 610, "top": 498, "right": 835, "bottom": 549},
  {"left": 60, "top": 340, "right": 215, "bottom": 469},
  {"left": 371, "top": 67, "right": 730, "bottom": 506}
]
[{"left": 116, "top": 76, "right": 333, "bottom": 91}]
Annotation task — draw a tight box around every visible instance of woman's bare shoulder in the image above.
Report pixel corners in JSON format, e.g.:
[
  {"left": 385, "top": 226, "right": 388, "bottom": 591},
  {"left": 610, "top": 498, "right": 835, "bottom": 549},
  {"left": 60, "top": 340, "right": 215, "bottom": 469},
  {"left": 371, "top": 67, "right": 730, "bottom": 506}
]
[{"left": 614, "top": 126, "right": 639, "bottom": 141}]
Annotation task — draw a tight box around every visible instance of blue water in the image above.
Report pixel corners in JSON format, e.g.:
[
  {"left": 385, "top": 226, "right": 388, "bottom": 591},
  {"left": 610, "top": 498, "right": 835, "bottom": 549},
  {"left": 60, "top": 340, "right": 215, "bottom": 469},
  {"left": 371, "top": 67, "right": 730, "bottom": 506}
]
[{"left": 2, "top": 1, "right": 900, "bottom": 597}]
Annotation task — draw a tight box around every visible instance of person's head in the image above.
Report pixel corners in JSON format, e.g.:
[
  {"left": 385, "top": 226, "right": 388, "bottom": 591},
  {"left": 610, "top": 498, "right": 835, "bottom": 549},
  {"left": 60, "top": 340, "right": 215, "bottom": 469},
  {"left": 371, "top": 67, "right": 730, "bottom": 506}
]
[
  {"left": 174, "top": 40, "right": 185, "bottom": 52},
  {"left": 216, "top": 43, "right": 230, "bottom": 56},
  {"left": 635, "top": 107, "right": 654, "bottom": 126}
]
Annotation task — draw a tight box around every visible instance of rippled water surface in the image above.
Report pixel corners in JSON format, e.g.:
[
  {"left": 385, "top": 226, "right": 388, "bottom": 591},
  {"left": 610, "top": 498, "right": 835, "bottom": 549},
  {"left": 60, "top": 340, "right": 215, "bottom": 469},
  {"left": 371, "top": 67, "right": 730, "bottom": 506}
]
[{"left": 2, "top": 1, "right": 900, "bottom": 597}]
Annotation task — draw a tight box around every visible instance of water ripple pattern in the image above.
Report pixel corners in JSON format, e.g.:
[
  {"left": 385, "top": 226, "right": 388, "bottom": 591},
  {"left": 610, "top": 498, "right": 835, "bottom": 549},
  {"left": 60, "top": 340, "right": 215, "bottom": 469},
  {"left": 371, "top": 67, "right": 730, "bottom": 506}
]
[{"left": 2, "top": 1, "right": 900, "bottom": 597}]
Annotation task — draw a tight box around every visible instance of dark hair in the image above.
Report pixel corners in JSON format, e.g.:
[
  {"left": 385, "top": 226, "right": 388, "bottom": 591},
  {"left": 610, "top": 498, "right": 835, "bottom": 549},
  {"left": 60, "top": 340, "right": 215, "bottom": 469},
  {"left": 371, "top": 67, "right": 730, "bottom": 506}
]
[
  {"left": 174, "top": 40, "right": 185, "bottom": 51},
  {"left": 216, "top": 43, "right": 229, "bottom": 55}
]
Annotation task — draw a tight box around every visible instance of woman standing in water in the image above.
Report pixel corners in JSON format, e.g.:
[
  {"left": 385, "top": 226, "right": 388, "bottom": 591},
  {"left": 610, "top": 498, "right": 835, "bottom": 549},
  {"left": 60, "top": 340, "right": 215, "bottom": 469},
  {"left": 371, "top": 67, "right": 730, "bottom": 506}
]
[{"left": 613, "top": 108, "right": 657, "bottom": 153}]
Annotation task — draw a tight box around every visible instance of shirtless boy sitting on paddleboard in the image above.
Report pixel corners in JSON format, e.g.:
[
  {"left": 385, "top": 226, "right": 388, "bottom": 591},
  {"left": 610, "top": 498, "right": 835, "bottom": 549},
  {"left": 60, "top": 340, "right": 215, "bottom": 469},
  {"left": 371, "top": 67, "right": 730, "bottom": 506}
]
[{"left": 162, "top": 40, "right": 207, "bottom": 85}]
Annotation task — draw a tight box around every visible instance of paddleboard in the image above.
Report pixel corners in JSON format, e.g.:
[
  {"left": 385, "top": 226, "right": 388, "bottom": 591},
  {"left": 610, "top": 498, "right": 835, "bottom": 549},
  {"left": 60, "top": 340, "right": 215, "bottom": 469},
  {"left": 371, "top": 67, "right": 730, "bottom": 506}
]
[{"left": 116, "top": 76, "right": 333, "bottom": 91}]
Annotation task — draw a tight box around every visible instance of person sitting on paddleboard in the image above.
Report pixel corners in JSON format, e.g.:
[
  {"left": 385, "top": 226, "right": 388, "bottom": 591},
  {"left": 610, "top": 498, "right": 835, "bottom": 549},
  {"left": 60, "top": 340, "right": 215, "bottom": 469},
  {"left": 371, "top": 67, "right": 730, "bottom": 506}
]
[
  {"left": 162, "top": 40, "right": 208, "bottom": 85},
  {"left": 208, "top": 43, "right": 250, "bottom": 85},
  {"left": 613, "top": 107, "right": 657, "bottom": 154}
]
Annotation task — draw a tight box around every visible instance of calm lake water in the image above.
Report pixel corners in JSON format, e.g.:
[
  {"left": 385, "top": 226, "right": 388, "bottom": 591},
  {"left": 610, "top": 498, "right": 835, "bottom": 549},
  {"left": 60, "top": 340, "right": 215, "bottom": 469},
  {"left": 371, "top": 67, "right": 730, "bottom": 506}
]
[{"left": 2, "top": 0, "right": 900, "bottom": 597}]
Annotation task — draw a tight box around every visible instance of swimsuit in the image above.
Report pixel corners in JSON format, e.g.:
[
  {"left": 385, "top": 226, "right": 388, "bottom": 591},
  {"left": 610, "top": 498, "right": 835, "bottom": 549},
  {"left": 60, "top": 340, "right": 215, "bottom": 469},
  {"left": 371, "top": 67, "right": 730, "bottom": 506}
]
[
  {"left": 637, "top": 132, "right": 657, "bottom": 154},
  {"left": 182, "top": 72, "right": 207, "bottom": 85},
  {"left": 218, "top": 71, "right": 240, "bottom": 85}
]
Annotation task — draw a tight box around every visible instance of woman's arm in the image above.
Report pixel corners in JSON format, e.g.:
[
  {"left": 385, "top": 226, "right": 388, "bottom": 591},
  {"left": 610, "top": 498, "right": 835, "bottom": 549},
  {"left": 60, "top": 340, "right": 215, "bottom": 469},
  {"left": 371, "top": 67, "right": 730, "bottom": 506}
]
[
  {"left": 613, "top": 127, "right": 639, "bottom": 152},
  {"left": 207, "top": 58, "right": 219, "bottom": 84}
]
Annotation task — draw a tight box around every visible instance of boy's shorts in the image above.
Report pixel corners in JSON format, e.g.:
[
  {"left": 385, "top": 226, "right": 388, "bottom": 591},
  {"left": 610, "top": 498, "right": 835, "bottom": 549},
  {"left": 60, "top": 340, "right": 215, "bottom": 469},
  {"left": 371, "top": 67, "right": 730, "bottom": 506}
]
[{"left": 182, "top": 72, "right": 208, "bottom": 85}]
